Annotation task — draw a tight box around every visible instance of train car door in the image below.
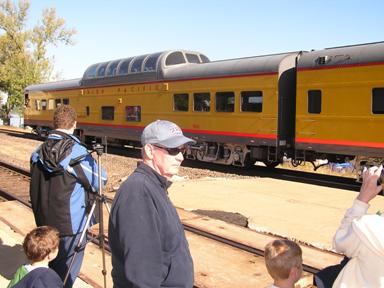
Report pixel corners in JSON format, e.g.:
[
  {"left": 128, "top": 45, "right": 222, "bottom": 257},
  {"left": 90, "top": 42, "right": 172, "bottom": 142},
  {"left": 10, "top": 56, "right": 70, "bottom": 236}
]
[{"left": 277, "top": 52, "right": 301, "bottom": 156}]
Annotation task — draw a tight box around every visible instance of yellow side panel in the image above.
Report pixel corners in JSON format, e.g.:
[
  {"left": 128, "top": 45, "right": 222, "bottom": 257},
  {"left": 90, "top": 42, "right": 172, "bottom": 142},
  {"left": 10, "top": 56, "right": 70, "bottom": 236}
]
[
  {"left": 296, "top": 64, "right": 384, "bottom": 143},
  {"left": 25, "top": 73, "right": 280, "bottom": 140}
]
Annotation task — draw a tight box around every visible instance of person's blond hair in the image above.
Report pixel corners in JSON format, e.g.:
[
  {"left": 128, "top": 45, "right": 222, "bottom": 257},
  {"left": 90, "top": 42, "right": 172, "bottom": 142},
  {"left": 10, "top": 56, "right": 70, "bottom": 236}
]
[{"left": 264, "top": 239, "right": 302, "bottom": 280}]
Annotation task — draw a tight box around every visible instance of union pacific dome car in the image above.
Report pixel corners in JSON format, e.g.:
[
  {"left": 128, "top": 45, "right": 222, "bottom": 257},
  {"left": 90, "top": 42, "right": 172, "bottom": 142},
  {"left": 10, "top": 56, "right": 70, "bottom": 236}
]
[{"left": 24, "top": 42, "right": 384, "bottom": 177}]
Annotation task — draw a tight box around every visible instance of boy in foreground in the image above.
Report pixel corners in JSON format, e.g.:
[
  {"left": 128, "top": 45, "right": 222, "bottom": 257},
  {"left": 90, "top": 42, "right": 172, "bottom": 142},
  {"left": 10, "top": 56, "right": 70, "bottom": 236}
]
[
  {"left": 8, "top": 226, "right": 63, "bottom": 288},
  {"left": 264, "top": 239, "right": 303, "bottom": 288}
]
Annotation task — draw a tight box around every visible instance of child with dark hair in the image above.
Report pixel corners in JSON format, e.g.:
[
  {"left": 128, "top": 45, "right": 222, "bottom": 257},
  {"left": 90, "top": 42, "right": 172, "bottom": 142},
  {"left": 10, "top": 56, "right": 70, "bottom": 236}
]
[{"left": 8, "top": 226, "right": 63, "bottom": 288}]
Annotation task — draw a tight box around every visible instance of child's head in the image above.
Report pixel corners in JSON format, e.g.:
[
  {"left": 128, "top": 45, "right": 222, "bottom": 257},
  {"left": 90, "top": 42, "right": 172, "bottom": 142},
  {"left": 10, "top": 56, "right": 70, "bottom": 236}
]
[
  {"left": 23, "top": 226, "right": 60, "bottom": 263},
  {"left": 264, "top": 239, "right": 303, "bottom": 283}
]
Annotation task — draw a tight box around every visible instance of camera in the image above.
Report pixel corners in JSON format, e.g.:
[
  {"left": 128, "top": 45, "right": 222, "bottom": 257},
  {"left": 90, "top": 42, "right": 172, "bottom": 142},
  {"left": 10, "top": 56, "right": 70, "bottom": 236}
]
[
  {"left": 358, "top": 160, "right": 384, "bottom": 195},
  {"left": 92, "top": 143, "right": 105, "bottom": 156}
]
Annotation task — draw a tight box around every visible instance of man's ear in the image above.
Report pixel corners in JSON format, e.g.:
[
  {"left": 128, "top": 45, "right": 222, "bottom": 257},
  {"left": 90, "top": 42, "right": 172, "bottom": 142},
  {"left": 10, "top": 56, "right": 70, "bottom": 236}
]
[{"left": 143, "top": 144, "right": 154, "bottom": 160}]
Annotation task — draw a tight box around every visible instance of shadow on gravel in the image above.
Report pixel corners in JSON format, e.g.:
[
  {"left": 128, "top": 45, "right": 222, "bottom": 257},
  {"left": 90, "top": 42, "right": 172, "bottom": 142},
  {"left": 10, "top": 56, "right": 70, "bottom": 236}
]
[
  {"left": 3, "top": 131, "right": 43, "bottom": 141},
  {"left": 192, "top": 209, "right": 248, "bottom": 228}
]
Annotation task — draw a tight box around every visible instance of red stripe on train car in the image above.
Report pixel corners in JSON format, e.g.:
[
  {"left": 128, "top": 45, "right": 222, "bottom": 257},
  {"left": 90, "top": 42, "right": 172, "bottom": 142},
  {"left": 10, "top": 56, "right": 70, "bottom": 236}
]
[{"left": 296, "top": 137, "right": 384, "bottom": 148}]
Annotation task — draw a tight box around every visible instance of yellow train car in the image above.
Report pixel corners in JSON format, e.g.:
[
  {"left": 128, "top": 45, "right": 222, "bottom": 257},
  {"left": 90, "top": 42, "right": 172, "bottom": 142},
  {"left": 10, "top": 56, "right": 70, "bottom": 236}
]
[
  {"left": 24, "top": 49, "right": 298, "bottom": 167},
  {"left": 24, "top": 42, "right": 384, "bottom": 172},
  {"left": 296, "top": 42, "right": 384, "bottom": 168}
]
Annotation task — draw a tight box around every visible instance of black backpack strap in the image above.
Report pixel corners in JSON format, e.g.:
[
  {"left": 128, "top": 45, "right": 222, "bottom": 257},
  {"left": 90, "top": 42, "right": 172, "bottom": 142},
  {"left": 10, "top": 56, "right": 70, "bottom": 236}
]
[
  {"left": 71, "top": 162, "right": 99, "bottom": 221},
  {"left": 71, "top": 164, "right": 94, "bottom": 194}
]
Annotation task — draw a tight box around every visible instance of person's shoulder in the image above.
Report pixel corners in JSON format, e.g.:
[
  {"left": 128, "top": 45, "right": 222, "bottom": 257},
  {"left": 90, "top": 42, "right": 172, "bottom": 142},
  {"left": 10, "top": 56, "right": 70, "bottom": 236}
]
[
  {"left": 39, "top": 267, "right": 62, "bottom": 282},
  {"left": 69, "top": 140, "right": 88, "bottom": 159},
  {"left": 118, "top": 170, "right": 156, "bottom": 198},
  {"left": 120, "top": 171, "right": 148, "bottom": 192},
  {"left": 355, "top": 213, "right": 384, "bottom": 230},
  {"left": 12, "top": 267, "right": 62, "bottom": 288}
]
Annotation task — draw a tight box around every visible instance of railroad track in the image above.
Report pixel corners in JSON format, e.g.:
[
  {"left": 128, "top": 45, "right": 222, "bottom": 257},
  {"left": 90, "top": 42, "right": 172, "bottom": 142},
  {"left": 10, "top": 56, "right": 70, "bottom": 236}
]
[{"left": 0, "top": 159, "right": 346, "bottom": 284}]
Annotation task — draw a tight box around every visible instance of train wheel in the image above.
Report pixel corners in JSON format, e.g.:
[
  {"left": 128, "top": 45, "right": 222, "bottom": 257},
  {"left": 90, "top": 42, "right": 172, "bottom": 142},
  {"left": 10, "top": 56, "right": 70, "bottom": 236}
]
[
  {"left": 243, "top": 154, "right": 256, "bottom": 168},
  {"left": 263, "top": 161, "right": 280, "bottom": 168}
]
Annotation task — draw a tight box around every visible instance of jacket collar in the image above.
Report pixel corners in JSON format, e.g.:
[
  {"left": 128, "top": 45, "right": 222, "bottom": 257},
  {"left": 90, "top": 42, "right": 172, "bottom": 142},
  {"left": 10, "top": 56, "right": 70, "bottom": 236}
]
[{"left": 136, "top": 161, "right": 172, "bottom": 191}]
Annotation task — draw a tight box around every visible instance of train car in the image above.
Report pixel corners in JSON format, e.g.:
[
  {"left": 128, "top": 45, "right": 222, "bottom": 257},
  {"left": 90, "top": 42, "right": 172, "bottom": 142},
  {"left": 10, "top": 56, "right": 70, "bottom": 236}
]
[
  {"left": 23, "top": 42, "right": 384, "bottom": 173},
  {"left": 24, "top": 49, "right": 298, "bottom": 168},
  {"left": 295, "top": 42, "right": 384, "bottom": 170}
]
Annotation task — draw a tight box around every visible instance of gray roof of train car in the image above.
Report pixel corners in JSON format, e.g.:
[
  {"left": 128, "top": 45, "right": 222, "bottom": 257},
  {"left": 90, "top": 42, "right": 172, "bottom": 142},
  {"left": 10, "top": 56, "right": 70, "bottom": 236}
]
[
  {"left": 25, "top": 50, "right": 298, "bottom": 92},
  {"left": 25, "top": 78, "right": 81, "bottom": 92},
  {"left": 298, "top": 41, "right": 384, "bottom": 68},
  {"left": 25, "top": 42, "right": 384, "bottom": 92},
  {"left": 161, "top": 52, "right": 297, "bottom": 80}
]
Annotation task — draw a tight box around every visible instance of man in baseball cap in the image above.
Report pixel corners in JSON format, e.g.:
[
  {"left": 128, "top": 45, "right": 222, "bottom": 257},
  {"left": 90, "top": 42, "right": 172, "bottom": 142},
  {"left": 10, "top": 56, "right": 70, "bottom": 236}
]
[{"left": 109, "top": 120, "right": 195, "bottom": 288}]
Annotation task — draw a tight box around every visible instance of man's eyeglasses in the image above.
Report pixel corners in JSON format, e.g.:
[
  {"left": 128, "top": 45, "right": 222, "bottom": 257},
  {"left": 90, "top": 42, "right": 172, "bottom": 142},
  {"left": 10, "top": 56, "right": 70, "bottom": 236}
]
[{"left": 153, "top": 145, "right": 186, "bottom": 156}]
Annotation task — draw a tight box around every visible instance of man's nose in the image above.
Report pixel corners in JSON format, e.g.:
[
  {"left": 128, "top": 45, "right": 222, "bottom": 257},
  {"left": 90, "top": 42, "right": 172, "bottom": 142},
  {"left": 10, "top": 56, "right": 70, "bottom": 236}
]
[{"left": 176, "top": 151, "right": 184, "bottom": 161}]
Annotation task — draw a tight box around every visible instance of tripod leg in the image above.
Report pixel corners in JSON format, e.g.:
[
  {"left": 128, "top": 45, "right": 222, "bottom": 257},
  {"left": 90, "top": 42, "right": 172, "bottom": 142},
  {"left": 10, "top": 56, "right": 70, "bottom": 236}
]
[
  {"left": 97, "top": 152, "right": 108, "bottom": 288},
  {"left": 63, "top": 201, "right": 97, "bottom": 286}
]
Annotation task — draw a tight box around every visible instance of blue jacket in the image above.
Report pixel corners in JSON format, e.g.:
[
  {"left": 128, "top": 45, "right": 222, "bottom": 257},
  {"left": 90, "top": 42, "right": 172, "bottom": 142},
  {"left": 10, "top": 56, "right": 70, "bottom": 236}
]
[
  {"left": 30, "top": 131, "right": 107, "bottom": 236},
  {"left": 109, "top": 162, "right": 194, "bottom": 288}
]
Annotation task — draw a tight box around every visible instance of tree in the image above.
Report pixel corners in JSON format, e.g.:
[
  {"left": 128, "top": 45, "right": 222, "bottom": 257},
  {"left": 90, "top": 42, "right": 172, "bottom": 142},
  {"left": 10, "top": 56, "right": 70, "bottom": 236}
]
[{"left": 0, "top": 0, "right": 75, "bottom": 119}]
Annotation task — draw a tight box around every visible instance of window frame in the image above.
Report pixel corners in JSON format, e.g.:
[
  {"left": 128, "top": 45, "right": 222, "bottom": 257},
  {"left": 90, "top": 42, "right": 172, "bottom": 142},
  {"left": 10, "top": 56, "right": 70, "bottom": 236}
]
[
  {"left": 240, "top": 91, "right": 263, "bottom": 112},
  {"left": 193, "top": 92, "right": 211, "bottom": 112},
  {"left": 125, "top": 105, "right": 141, "bottom": 122},
  {"left": 101, "top": 106, "right": 115, "bottom": 120},
  {"left": 308, "top": 90, "right": 322, "bottom": 114},
  {"left": 215, "top": 91, "right": 235, "bottom": 112},
  {"left": 372, "top": 87, "right": 384, "bottom": 114},
  {"left": 173, "top": 93, "right": 189, "bottom": 112}
]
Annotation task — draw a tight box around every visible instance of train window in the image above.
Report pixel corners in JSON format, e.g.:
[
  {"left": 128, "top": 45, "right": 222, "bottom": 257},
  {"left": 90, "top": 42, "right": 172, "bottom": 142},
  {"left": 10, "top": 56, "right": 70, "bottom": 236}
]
[
  {"left": 186, "top": 53, "right": 200, "bottom": 63},
  {"left": 101, "top": 106, "right": 114, "bottom": 120},
  {"left": 35, "top": 100, "right": 41, "bottom": 111},
  {"left": 130, "top": 55, "right": 145, "bottom": 73},
  {"left": 174, "top": 94, "right": 189, "bottom": 111},
  {"left": 241, "top": 91, "right": 262, "bottom": 112},
  {"left": 166, "top": 52, "right": 186, "bottom": 66},
  {"left": 105, "top": 60, "right": 120, "bottom": 76},
  {"left": 48, "top": 99, "right": 55, "bottom": 110},
  {"left": 86, "top": 106, "right": 90, "bottom": 116},
  {"left": 55, "top": 99, "right": 61, "bottom": 107},
  {"left": 372, "top": 88, "right": 384, "bottom": 114},
  {"left": 199, "top": 54, "right": 210, "bottom": 63},
  {"left": 96, "top": 63, "right": 108, "bottom": 77},
  {"left": 63, "top": 98, "right": 69, "bottom": 105},
  {"left": 24, "top": 93, "right": 30, "bottom": 107},
  {"left": 144, "top": 52, "right": 161, "bottom": 72},
  {"left": 125, "top": 106, "right": 141, "bottom": 122},
  {"left": 216, "top": 92, "right": 235, "bottom": 112},
  {"left": 308, "top": 90, "right": 321, "bottom": 114},
  {"left": 194, "top": 93, "right": 210, "bottom": 112},
  {"left": 117, "top": 58, "right": 133, "bottom": 75},
  {"left": 84, "top": 64, "right": 98, "bottom": 78},
  {"left": 41, "top": 99, "right": 47, "bottom": 110}
]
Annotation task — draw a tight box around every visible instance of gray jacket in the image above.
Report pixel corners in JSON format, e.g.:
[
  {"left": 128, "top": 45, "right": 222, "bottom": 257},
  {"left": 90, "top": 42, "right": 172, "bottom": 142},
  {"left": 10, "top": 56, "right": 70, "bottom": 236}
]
[{"left": 108, "top": 162, "right": 194, "bottom": 288}]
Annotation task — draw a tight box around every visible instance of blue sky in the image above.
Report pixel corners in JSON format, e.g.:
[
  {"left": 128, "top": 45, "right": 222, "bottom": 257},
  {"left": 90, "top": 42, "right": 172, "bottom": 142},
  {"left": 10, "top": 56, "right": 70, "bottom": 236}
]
[{"left": 27, "top": 0, "right": 384, "bottom": 80}]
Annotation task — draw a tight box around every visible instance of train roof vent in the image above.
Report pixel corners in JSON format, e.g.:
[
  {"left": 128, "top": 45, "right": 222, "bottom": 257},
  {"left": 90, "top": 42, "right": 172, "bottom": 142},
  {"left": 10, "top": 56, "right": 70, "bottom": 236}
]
[
  {"left": 315, "top": 54, "right": 351, "bottom": 66},
  {"left": 316, "top": 56, "right": 330, "bottom": 65}
]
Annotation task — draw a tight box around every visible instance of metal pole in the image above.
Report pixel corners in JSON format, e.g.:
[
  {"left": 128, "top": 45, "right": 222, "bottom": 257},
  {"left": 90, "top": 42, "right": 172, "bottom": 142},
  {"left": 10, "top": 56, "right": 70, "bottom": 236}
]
[{"left": 97, "top": 148, "right": 108, "bottom": 288}]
